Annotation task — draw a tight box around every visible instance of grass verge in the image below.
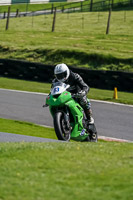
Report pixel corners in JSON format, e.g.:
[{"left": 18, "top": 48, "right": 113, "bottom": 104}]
[
  {"left": 0, "top": 118, "right": 56, "bottom": 139},
  {"left": 0, "top": 142, "right": 133, "bottom": 200},
  {"left": 0, "top": 77, "right": 133, "bottom": 105},
  {"left": 0, "top": 11, "right": 133, "bottom": 71},
  {"left": 0, "top": 2, "right": 66, "bottom": 12}
]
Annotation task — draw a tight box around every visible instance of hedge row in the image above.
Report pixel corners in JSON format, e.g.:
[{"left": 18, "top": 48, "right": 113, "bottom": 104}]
[{"left": 0, "top": 59, "right": 133, "bottom": 92}]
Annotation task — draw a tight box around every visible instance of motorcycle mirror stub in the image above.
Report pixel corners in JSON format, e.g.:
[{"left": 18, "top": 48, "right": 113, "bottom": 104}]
[{"left": 65, "top": 84, "right": 70, "bottom": 89}]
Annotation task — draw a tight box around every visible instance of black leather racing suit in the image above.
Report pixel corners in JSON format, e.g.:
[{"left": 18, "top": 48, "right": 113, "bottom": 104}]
[{"left": 52, "top": 71, "right": 91, "bottom": 110}]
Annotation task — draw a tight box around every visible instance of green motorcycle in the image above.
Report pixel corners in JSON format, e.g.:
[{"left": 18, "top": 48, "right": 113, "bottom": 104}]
[{"left": 45, "top": 82, "right": 97, "bottom": 142}]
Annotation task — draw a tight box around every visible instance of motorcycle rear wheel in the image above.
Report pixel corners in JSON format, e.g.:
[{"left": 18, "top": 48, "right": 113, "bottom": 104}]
[
  {"left": 85, "top": 124, "right": 98, "bottom": 142},
  {"left": 54, "top": 112, "right": 71, "bottom": 141}
]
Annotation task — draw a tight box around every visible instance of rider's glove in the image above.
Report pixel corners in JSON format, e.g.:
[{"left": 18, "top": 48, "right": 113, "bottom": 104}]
[{"left": 74, "top": 90, "right": 86, "bottom": 98}]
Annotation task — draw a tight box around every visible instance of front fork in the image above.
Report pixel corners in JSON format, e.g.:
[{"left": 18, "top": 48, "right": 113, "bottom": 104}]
[
  {"left": 63, "top": 107, "right": 71, "bottom": 130},
  {"left": 50, "top": 106, "right": 71, "bottom": 130}
]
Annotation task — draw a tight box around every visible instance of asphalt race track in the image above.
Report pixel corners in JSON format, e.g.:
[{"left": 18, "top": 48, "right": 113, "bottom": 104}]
[
  {"left": 0, "top": 89, "right": 133, "bottom": 141},
  {"left": 0, "top": 132, "right": 65, "bottom": 143}
]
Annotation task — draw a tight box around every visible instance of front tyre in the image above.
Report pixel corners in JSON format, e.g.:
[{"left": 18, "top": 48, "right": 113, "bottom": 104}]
[{"left": 54, "top": 112, "right": 71, "bottom": 141}]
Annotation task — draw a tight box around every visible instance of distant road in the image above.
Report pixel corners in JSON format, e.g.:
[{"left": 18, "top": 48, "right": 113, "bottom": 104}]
[
  {"left": 0, "top": 4, "right": 81, "bottom": 20},
  {"left": 0, "top": 10, "right": 52, "bottom": 19},
  {"left": 0, "top": 89, "right": 133, "bottom": 141},
  {"left": 0, "top": 8, "right": 74, "bottom": 19}
]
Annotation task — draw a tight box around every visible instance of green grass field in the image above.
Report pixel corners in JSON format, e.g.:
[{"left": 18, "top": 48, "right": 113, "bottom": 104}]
[
  {"left": 0, "top": 10, "right": 133, "bottom": 71},
  {"left": 0, "top": 142, "right": 133, "bottom": 200},
  {"left": 0, "top": 118, "right": 56, "bottom": 139}
]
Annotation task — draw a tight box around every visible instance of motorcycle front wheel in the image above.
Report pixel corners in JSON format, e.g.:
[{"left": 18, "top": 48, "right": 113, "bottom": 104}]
[{"left": 54, "top": 112, "right": 71, "bottom": 141}]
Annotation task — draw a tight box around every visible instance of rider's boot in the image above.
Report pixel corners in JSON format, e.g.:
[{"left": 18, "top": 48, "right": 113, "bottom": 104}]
[{"left": 84, "top": 108, "right": 94, "bottom": 124}]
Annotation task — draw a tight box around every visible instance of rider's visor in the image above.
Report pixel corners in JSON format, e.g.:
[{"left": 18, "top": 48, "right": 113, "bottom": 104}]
[{"left": 55, "top": 71, "right": 67, "bottom": 80}]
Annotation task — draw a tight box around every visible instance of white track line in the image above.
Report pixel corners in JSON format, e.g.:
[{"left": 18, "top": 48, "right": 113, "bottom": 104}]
[
  {"left": 0, "top": 88, "right": 47, "bottom": 96},
  {"left": 91, "top": 99, "right": 133, "bottom": 108}
]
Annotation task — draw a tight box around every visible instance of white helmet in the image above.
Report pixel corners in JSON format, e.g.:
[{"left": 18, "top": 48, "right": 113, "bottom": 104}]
[{"left": 54, "top": 63, "right": 70, "bottom": 82}]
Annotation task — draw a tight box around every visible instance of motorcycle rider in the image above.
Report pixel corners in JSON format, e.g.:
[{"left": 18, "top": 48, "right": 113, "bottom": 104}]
[{"left": 52, "top": 63, "right": 94, "bottom": 124}]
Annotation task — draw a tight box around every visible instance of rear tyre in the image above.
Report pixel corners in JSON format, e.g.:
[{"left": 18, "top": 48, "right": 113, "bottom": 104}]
[
  {"left": 85, "top": 124, "right": 98, "bottom": 142},
  {"left": 89, "top": 124, "right": 98, "bottom": 142},
  {"left": 54, "top": 112, "right": 71, "bottom": 141}
]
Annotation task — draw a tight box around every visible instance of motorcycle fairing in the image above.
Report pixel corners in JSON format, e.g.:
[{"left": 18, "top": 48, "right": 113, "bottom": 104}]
[{"left": 46, "top": 89, "right": 89, "bottom": 141}]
